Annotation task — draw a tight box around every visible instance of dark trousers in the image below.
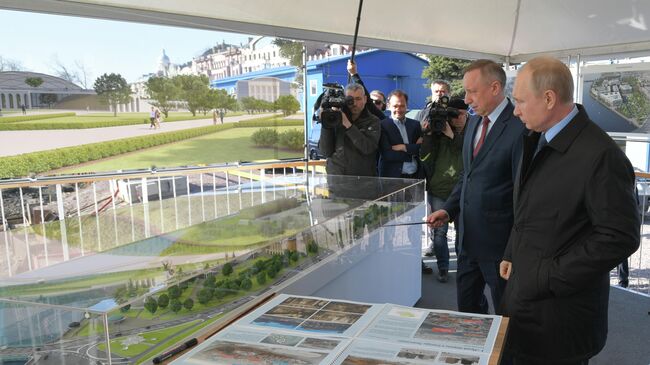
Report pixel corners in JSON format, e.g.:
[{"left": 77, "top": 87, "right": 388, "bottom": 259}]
[{"left": 456, "top": 253, "right": 506, "bottom": 314}]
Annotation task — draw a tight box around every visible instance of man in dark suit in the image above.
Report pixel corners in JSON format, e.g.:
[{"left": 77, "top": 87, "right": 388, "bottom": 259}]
[
  {"left": 427, "top": 60, "right": 525, "bottom": 314},
  {"left": 500, "top": 56, "right": 640, "bottom": 365},
  {"left": 378, "top": 90, "right": 422, "bottom": 178}
]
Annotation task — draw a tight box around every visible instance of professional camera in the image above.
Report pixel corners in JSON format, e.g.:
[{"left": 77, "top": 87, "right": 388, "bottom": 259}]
[
  {"left": 318, "top": 83, "right": 354, "bottom": 128},
  {"left": 424, "top": 95, "right": 460, "bottom": 133}
]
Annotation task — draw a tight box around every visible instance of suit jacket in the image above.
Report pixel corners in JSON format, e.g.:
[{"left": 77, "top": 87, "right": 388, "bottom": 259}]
[
  {"left": 378, "top": 117, "right": 422, "bottom": 178},
  {"left": 443, "top": 100, "right": 525, "bottom": 260},
  {"left": 501, "top": 105, "right": 640, "bottom": 362}
]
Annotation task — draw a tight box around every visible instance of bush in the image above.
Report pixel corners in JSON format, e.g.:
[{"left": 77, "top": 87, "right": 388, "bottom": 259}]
[
  {"left": 278, "top": 129, "right": 304, "bottom": 150},
  {"left": 0, "top": 112, "right": 76, "bottom": 124},
  {"left": 0, "top": 123, "right": 234, "bottom": 178},
  {"left": 251, "top": 128, "right": 278, "bottom": 147}
]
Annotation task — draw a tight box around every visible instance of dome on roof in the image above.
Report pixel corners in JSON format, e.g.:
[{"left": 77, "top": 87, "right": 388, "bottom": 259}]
[
  {"left": 0, "top": 71, "right": 83, "bottom": 91},
  {"left": 159, "top": 49, "right": 170, "bottom": 68}
]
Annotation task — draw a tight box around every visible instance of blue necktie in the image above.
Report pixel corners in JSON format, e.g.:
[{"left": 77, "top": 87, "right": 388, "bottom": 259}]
[{"left": 534, "top": 133, "right": 547, "bottom": 157}]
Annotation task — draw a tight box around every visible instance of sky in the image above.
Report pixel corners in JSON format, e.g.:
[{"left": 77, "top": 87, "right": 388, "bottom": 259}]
[{"left": 0, "top": 9, "right": 259, "bottom": 84}]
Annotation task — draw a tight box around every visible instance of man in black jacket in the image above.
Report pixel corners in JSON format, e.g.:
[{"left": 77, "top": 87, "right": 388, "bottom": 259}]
[
  {"left": 347, "top": 60, "right": 387, "bottom": 120},
  {"left": 501, "top": 56, "right": 640, "bottom": 364}
]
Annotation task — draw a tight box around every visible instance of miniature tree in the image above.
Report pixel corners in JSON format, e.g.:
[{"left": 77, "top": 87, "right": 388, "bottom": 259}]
[
  {"left": 222, "top": 262, "right": 233, "bottom": 276},
  {"left": 158, "top": 294, "right": 169, "bottom": 309},
  {"left": 197, "top": 289, "right": 213, "bottom": 305},
  {"left": 168, "top": 285, "right": 181, "bottom": 299},
  {"left": 170, "top": 299, "right": 182, "bottom": 313},
  {"left": 183, "top": 298, "right": 194, "bottom": 311},
  {"left": 241, "top": 278, "right": 253, "bottom": 290},
  {"left": 144, "top": 297, "right": 158, "bottom": 314},
  {"left": 256, "top": 271, "right": 267, "bottom": 285}
]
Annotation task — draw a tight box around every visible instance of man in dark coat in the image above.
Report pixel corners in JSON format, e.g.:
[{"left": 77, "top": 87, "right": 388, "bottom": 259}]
[
  {"left": 500, "top": 56, "right": 640, "bottom": 364},
  {"left": 427, "top": 60, "right": 525, "bottom": 315}
]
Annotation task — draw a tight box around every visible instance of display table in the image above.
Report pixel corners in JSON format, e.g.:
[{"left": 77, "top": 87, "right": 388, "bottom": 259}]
[{"left": 167, "top": 294, "right": 509, "bottom": 365}]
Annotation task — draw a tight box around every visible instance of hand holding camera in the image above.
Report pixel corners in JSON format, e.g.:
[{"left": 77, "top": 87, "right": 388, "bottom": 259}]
[{"left": 319, "top": 83, "right": 354, "bottom": 129}]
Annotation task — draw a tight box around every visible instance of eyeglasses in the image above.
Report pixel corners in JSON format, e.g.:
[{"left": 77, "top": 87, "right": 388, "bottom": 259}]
[{"left": 372, "top": 99, "right": 384, "bottom": 105}]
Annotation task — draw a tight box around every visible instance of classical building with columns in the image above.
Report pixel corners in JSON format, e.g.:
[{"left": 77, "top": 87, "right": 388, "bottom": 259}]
[{"left": 0, "top": 71, "right": 95, "bottom": 110}]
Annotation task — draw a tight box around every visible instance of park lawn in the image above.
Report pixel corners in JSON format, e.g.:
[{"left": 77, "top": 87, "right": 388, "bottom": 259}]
[
  {"left": 59, "top": 126, "right": 304, "bottom": 174},
  {"left": 98, "top": 319, "right": 201, "bottom": 357},
  {"left": 0, "top": 266, "right": 163, "bottom": 298},
  {"left": 18, "top": 112, "right": 209, "bottom": 124},
  {"left": 135, "top": 314, "right": 225, "bottom": 365}
]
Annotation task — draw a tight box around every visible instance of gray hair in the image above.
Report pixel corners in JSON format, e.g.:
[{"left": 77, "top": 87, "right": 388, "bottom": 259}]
[
  {"left": 520, "top": 56, "right": 574, "bottom": 104},
  {"left": 346, "top": 83, "right": 366, "bottom": 94}
]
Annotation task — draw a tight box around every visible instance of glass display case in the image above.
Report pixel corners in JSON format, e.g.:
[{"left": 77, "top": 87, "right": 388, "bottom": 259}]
[{"left": 0, "top": 171, "right": 425, "bottom": 364}]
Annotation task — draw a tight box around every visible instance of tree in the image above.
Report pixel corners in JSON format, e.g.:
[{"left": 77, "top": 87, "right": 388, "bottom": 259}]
[
  {"left": 94, "top": 73, "right": 132, "bottom": 117},
  {"left": 119, "top": 304, "right": 131, "bottom": 313},
  {"left": 256, "top": 271, "right": 267, "bottom": 285},
  {"left": 168, "top": 285, "right": 181, "bottom": 299},
  {"left": 206, "top": 88, "right": 237, "bottom": 114},
  {"left": 240, "top": 278, "right": 253, "bottom": 291},
  {"left": 51, "top": 55, "right": 81, "bottom": 86},
  {"left": 75, "top": 60, "right": 92, "bottom": 89},
  {"left": 170, "top": 299, "right": 182, "bottom": 313},
  {"left": 146, "top": 76, "right": 179, "bottom": 118},
  {"left": 197, "top": 288, "right": 213, "bottom": 305},
  {"left": 24, "top": 77, "right": 44, "bottom": 88},
  {"left": 173, "top": 74, "right": 210, "bottom": 116},
  {"left": 275, "top": 95, "right": 300, "bottom": 116},
  {"left": 222, "top": 262, "right": 233, "bottom": 276},
  {"left": 421, "top": 56, "right": 472, "bottom": 97},
  {"left": 144, "top": 297, "right": 158, "bottom": 314},
  {"left": 0, "top": 56, "right": 23, "bottom": 71},
  {"left": 157, "top": 293, "right": 169, "bottom": 309},
  {"left": 273, "top": 39, "right": 304, "bottom": 88},
  {"left": 183, "top": 298, "right": 194, "bottom": 311},
  {"left": 40, "top": 94, "right": 57, "bottom": 108}
]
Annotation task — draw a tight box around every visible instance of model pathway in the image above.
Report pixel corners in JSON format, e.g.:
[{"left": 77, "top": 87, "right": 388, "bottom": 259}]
[{"left": 0, "top": 112, "right": 280, "bottom": 157}]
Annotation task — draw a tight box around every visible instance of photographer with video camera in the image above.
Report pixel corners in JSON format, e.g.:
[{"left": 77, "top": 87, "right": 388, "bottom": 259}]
[
  {"left": 415, "top": 80, "right": 451, "bottom": 123},
  {"left": 318, "top": 83, "right": 381, "bottom": 177},
  {"left": 419, "top": 96, "right": 468, "bottom": 282}
]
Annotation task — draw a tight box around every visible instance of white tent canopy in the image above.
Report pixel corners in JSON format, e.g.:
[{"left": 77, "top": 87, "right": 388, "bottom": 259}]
[{"left": 3, "top": 0, "right": 650, "bottom": 62}]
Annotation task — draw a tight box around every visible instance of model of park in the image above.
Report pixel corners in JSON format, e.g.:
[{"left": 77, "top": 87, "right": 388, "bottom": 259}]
[{"left": 0, "top": 190, "right": 409, "bottom": 364}]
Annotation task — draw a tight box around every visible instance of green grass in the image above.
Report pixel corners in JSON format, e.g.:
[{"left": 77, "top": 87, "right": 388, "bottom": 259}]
[
  {"left": 98, "top": 320, "right": 201, "bottom": 357},
  {"left": 0, "top": 111, "right": 246, "bottom": 130},
  {"left": 59, "top": 126, "right": 304, "bottom": 174},
  {"left": 135, "top": 314, "right": 225, "bottom": 365}
]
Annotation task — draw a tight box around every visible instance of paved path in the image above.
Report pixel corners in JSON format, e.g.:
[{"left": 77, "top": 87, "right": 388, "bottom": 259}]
[{"left": 0, "top": 113, "right": 279, "bottom": 157}]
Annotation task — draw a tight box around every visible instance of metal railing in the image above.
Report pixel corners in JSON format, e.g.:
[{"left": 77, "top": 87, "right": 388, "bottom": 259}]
[
  {"left": 0, "top": 159, "right": 326, "bottom": 281},
  {"left": 0, "top": 155, "right": 648, "bottom": 295}
]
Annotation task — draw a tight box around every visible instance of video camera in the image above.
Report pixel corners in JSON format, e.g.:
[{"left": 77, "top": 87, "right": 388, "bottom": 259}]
[
  {"left": 318, "top": 83, "right": 354, "bottom": 129},
  {"left": 424, "top": 95, "right": 460, "bottom": 134}
]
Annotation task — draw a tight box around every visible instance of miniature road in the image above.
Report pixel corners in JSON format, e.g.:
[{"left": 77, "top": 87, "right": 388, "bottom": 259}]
[{"left": 0, "top": 112, "right": 281, "bottom": 157}]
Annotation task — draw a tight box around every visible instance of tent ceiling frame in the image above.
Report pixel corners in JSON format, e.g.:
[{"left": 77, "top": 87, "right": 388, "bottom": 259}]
[{"left": 3, "top": 0, "right": 650, "bottom": 64}]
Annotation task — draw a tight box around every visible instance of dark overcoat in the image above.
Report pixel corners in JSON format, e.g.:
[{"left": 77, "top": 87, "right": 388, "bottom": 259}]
[{"left": 501, "top": 105, "right": 640, "bottom": 363}]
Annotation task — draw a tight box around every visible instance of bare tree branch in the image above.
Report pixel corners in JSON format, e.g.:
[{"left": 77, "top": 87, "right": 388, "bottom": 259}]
[
  {"left": 0, "top": 56, "right": 24, "bottom": 71},
  {"left": 50, "top": 54, "right": 81, "bottom": 86},
  {"left": 74, "top": 60, "right": 92, "bottom": 89}
]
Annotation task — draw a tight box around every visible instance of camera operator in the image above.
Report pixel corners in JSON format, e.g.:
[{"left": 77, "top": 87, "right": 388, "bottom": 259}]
[
  {"left": 347, "top": 60, "right": 388, "bottom": 120},
  {"left": 415, "top": 80, "right": 451, "bottom": 123},
  {"left": 318, "top": 83, "right": 381, "bottom": 177},
  {"left": 419, "top": 97, "right": 468, "bottom": 282}
]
